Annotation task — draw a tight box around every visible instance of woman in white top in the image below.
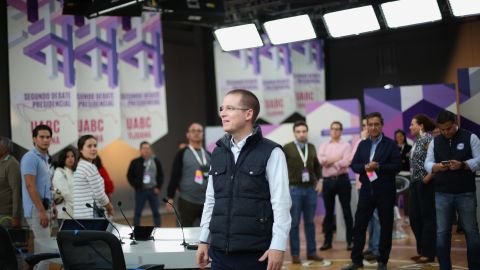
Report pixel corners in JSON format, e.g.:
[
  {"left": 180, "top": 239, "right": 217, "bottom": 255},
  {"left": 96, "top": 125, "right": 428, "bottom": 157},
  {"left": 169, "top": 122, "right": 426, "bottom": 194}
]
[
  {"left": 73, "top": 135, "right": 114, "bottom": 218},
  {"left": 52, "top": 147, "right": 77, "bottom": 220}
]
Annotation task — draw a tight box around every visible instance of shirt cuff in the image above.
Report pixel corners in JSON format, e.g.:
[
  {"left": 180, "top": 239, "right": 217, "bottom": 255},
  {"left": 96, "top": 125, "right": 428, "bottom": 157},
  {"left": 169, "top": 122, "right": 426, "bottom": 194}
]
[
  {"left": 269, "top": 235, "right": 287, "bottom": 251},
  {"left": 199, "top": 227, "right": 210, "bottom": 243},
  {"left": 465, "top": 160, "right": 476, "bottom": 171}
]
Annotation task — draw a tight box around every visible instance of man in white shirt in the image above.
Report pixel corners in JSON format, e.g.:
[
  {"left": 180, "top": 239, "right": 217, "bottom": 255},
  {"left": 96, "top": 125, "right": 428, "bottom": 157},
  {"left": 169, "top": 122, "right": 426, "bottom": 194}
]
[{"left": 196, "top": 89, "right": 292, "bottom": 270}]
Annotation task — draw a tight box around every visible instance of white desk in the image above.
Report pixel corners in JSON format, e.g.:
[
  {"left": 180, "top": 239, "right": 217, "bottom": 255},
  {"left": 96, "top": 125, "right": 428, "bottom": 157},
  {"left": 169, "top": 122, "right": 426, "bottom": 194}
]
[{"left": 35, "top": 224, "right": 202, "bottom": 269}]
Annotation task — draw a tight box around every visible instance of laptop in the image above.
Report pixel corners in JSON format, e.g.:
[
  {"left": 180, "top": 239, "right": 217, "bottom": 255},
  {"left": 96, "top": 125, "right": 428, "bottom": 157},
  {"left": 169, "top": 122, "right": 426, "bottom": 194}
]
[
  {"left": 59, "top": 219, "right": 110, "bottom": 231},
  {"left": 132, "top": 226, "right": 155, "bottom": 241}
]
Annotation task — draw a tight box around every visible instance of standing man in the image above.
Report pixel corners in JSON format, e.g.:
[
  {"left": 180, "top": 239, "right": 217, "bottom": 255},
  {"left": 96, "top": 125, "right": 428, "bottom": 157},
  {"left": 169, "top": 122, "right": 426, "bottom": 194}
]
[
  {"left": 425, "top": 110, "right": 480, "bottom": 270},
  {"left": 318, "top": 121, "right": 354, "bottom": 251},
  {"left": 127, "top": 141, "right": 164, "bottom": 227},
  {"left": 343, "top": 112, "right": 401, "bottom": 270},
  {"left": 21, "top": 125, "right": 56, "bottom": 270},
  {"left": 0, "top": 137, "right": 22, "bottom": 228},
  {"left": 167, "top": 122, "right": 211, "bottom": 227},
  {"left": 196, "top": 89, "right": 291, "bottom": 270},
  {"left": 283, "top": 121, "right": 323, "bottom": 264}
]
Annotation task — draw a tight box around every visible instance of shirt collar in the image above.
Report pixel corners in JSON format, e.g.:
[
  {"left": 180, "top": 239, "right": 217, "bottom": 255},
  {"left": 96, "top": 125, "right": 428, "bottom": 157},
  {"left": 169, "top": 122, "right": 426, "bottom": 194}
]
[
  {"left": 33, "top": 147, "right": 49, "bottom": 161},
  {"left": 369, "top": 133, "right": 383, "bottom": 145},
  {"left": 294, "top": 140, "right": 307, "bottom": 148},
  {"left": 231, "top": 133, "right": 253, "bottom": 150},
  {"left": 1, "top": 154, "right": 11, "bottom": 161}
]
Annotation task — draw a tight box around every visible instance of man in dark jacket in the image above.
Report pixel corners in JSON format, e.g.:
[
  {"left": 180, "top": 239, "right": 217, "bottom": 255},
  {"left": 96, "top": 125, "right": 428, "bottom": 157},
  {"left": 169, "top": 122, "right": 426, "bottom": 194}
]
[
  {"left": 196, "top": 89, "right": 291, "bottom": 270},
  {"left": 127, "top": 141, "right": 163, "bottom": 227},
  {"left": 343, "top": 112, "right": 401, "bottom": 270}
]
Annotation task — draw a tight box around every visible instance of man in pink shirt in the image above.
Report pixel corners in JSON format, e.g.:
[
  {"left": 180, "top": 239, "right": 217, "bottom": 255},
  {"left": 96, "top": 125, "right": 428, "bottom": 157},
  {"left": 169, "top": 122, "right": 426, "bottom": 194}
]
[{"left": 318, "top": 121, "right": 353, "bottom": 251}]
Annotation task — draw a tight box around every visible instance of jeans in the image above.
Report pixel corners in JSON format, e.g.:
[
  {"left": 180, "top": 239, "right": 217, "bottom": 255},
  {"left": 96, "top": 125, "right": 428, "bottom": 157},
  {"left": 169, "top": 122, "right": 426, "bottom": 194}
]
[
  {"left": 134, "top": 188, "right": 161, "bottom": 227},
  {"left": 289, "top": 186, "right": 317, "bottom": 256},
  {"left": 435, "top": 192, "right": 480, "bottom": 270},
  {"left": 322, "top": 174, "right": 353, "bottom": 245},
  {"left": 367, "top": 210, "right": 380, "bottom": 256}
]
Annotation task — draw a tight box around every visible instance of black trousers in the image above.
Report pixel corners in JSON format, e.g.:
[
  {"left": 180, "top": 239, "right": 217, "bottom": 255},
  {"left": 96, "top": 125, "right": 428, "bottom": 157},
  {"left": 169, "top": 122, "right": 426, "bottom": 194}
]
[
  {"left": 409, "top": 180, "right": 436, "bottom": 258},
  {"left": 351, "top": 184, "right": 395, "bottom": 265},
  {"left": 322, "top": 174, "right": 353, "bottom": 245},
  {"left": 178, "top": 197, "right": 204, "bottom": 227},
  {"left": 209, "top": 248, "right": 267, "bottom": 270}
]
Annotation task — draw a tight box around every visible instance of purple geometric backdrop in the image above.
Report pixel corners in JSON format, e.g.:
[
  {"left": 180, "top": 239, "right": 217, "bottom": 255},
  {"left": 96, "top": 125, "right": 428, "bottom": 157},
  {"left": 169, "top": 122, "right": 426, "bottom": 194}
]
[
  {"left": 457, "top": 67, "right": 480, "bottom": 136},
  {"left": 364, "top": 84, "right": 458, "bottom": 141}
]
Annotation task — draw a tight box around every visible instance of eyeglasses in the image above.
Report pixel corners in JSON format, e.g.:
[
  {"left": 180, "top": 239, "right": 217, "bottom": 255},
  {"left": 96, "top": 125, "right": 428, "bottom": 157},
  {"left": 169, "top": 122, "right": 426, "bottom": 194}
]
[
  {"left": 330, "top": 128, "right": 342, "bottom": 131},
  {"left": 219, "top": 106, "right": 250, "bottom": 112},
  {"left": 189, "top": 129, "right": 203, "bottom": 133}
]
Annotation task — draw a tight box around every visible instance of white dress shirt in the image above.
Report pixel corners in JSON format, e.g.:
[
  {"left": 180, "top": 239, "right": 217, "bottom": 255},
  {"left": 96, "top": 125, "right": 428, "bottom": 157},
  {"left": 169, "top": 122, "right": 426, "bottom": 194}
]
[
  {"left": 199, "top": 134, "right": 292, "bottom": 251},
  {"left": 425, "top": 133, "right": 480, "bottom": 173}
]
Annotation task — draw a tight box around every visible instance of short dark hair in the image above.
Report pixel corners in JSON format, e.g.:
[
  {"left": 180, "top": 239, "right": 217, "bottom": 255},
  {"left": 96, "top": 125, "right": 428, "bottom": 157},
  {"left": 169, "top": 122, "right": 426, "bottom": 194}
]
[
  {"left": 366, "top": 112, "right": 384, "bottom": 125},
  {"left": 293, "top": 121, "right": 308, "bottom": 131},
  {"left": 413, "top": 114, "right": 436, "bottom": 132},
  {"left": 77, "top": 134, "right": 96, "bottom": 159},
  {"left": 436, "top": 111, "right": 456, "bottom": 125},
  {"left": 394, "top": 129, "right": 407, "bottom": 144},
  {"left": 0, "top": 137, "right": 12, "bottom": 153},
  {"left": 226, "top": 89, "right": 260, "bottom": 123},
  {"left": 330, "top": 121, "right": 343, "bottom": 130},
  {"left": 53, "top": 146, "right": 77, "bottom": 170},
  {"left": 139, "top": 141, "right": 150, "bottom": 149},
  {"left": 32, "top": 124, "right": 52, "bottom": 137}
]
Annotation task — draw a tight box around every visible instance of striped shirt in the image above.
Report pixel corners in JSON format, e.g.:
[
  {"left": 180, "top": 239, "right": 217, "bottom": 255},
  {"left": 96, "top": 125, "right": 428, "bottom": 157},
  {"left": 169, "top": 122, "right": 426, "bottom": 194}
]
[{"left": 73, "top": 159, "right": 109, "bottom": 218}]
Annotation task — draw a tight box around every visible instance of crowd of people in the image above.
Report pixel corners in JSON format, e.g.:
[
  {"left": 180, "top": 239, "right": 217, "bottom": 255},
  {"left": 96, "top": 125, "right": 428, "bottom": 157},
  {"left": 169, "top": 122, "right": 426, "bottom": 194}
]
[{"left": 1, "top": 89, "right": 479, "bottom": 270}]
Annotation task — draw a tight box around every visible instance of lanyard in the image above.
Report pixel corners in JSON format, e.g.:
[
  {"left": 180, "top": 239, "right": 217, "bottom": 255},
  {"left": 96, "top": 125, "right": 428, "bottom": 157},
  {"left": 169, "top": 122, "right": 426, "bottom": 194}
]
[
  {"left": 295, "top": 143, "right": 308, "bottom": 168},
  {"left": 144, "top": 158, "right": 152, "bottom": 171},
  {"left": 188, "top": 145, "right": 207, "bottom": 166}
]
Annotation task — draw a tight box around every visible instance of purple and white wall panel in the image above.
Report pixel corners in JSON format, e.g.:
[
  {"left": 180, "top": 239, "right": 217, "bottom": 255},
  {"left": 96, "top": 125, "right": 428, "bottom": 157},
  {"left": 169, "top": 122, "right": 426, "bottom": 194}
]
[
  {"left": 457, "top": 67, "right": 480, "bottom": 136},
  {"left": 364, "top": 84, "right": 457, "bottom": 141}
]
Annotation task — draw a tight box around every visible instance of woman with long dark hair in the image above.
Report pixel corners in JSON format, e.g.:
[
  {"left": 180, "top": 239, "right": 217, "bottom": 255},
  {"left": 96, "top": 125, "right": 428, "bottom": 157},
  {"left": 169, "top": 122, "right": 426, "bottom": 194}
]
[
  {"left": 395, "top": 129, "right": 412, "bottom": 172},
  {"left": 72, "top": 135, "right": 113, "bottom": 218},
  {"left": 52, "top": 147, "right": 77, "bottom": 220},
  {"left": 408, "top": 114, "right": 436, "bottom": 263}
]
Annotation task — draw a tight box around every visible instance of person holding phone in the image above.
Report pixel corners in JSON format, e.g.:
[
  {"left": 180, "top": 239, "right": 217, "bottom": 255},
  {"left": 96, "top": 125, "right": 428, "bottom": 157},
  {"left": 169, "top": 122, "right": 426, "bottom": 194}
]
[{"left": 425, "top": 110, "right": 480, "bottom": 270}]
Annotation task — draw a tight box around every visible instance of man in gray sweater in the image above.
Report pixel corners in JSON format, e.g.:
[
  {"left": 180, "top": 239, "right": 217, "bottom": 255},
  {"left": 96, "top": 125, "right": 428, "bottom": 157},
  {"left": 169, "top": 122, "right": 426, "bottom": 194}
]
[{"left": 167, "top": 123, "right": 211, "bottom": 227}]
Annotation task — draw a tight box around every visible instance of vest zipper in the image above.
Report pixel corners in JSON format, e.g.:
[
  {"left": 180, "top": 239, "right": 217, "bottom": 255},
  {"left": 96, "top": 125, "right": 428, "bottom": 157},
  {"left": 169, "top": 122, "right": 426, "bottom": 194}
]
[{"left": 225, "top": 151, "right": 236, "bottom": 254}]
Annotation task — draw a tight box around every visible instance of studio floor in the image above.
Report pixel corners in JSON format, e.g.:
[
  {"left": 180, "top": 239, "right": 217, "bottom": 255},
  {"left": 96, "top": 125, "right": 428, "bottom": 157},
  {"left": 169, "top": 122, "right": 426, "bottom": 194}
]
[{"left": 121, "top": 213, "right": 469, "bottom": 270}]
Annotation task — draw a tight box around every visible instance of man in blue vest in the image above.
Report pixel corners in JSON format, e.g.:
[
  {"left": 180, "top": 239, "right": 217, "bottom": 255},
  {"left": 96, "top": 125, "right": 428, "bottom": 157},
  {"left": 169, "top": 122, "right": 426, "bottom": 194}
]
[
  {"left": 342, "top": 112, "right": 401, "bottom": 270},
  {"left": 425, "top": 110, "right": 480, "bottom": 270},
  {"left": 196, "top": 89, "right": 292, "bottom": 270}
]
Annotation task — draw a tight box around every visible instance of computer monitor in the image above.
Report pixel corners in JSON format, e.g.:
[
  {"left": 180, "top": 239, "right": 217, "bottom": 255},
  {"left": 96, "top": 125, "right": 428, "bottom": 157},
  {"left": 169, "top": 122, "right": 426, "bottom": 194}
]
[{"left": 59, "top": 219, "right": 110, "bottom": 231}]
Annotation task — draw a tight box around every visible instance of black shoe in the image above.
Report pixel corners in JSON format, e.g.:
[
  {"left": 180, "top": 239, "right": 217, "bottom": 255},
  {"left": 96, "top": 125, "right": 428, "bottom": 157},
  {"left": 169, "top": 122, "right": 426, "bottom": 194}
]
[
  {"left": 362, "top": 250, "right": 373, "bottom": 256},
  {"left": 364, "top": 253, "right": 379, "bottom": 261},
  {"left": 377, "top": 262, "right": 387, "bottom": 270},
  {"left": 319, "top": 243, "right": 332, "bottom": 251},
  {"left": 341, "top": 263, "right": 363, "bottom": 270},
  {"left": 347, "top": 243, "right": 354, "bottom": 251}
]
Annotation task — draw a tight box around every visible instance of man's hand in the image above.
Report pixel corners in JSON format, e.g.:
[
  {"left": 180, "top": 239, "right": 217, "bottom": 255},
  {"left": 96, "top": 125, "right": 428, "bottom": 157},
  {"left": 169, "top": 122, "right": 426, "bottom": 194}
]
[
  {"left": 166, "top": 199, "right": 174, "bottom": 212},
  {"left": 423, "top": 174, "right": 433, "bottom": 184},
  {"left": 315, "top": 180, "right": 323, "bottom": 194},
  {"left": 326, "top": 156, "right": 341, "bottom": 166},
  {"left": 154, "top": 188, "right": 161, "bottom": 195},
  {"left": 365, "top": 162, "right": 378, "bottom": 172},
  {"left": 259, "top": 249, "right": 284, "bottom": 270},
  {"left": 53, "top": 207, "right": 58, "bottom": 220},
  {"left": 11, "top": 217, "right": 20, "bottom": 228},
  {"left": 196, "top": 243, "right": 210, "bottom": 269},
  {"left": 39, "top": 211, "right": 49, "bottom": 228},
  {"left": 448, "top": 160, "right": 463, "bottom": 171},
  {"left": 432, "top": 162, "right": 449, "bottom": 173}
]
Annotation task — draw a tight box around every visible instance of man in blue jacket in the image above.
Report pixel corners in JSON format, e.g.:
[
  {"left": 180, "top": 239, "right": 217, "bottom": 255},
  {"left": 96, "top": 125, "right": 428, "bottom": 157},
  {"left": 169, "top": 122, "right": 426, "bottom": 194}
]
[{"left": 342, "top": 112, "right": 401, "bottom": 270}]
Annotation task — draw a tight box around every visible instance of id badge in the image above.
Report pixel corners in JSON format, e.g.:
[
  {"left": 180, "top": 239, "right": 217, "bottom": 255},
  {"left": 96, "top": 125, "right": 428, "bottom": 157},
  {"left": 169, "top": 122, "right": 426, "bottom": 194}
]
[
  {"left": 302, "top": 168, "right": 310, "bottom": 183},
  {"left": 143, "top": 174, "right": 151, "bottom": 184},
  {"left": 194, "top": 169, "right": 204, "bottom": 185},
  {"left": 367, "top": 171, "right": 378, "bottom": 182}
]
